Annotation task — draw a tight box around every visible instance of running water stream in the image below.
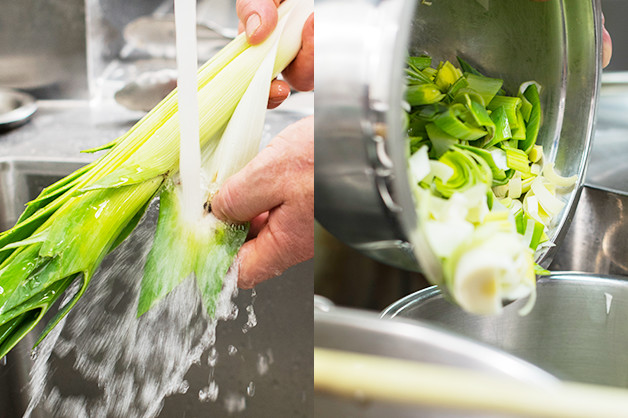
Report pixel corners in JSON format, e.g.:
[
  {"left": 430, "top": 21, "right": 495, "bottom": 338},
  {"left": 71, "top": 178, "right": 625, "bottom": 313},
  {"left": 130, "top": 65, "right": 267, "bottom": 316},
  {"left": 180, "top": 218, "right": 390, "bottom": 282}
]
[
  {"left": 23, "top": 202, "right": 264, "bottom": 417},
  {"left": 174, "top": 0, "right": 203, "bottom": 220}
]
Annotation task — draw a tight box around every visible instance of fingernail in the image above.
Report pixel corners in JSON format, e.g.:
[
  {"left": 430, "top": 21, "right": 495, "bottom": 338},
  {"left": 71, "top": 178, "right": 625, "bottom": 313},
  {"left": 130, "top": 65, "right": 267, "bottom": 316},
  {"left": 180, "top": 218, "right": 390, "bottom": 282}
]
[{"left": 245, "top": 13, "right": 261, "bottom": 39}]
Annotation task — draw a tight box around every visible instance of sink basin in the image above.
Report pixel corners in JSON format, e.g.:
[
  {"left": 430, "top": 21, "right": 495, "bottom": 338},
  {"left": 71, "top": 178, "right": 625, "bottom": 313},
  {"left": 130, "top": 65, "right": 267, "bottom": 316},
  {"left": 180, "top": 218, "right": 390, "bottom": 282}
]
[{"left": 0, "top": 157, "right": 312, "bottom": 416}]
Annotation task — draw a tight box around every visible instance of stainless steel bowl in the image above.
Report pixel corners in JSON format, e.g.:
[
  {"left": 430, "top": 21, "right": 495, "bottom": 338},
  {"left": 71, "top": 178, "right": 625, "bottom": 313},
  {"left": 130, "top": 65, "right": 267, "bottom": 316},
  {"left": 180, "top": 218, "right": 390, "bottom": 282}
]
[
  {"left": 315, "top": 0, "right": 602, "bottom": 272},
  {"left": 383, "top": 272, "right": 628, "bottom": 388},
  {"left": 315, "top": 303, "right": 557, "bottom": 417},
  {"left": 0, "top": 88, "right": 37, "bottom": 132}
]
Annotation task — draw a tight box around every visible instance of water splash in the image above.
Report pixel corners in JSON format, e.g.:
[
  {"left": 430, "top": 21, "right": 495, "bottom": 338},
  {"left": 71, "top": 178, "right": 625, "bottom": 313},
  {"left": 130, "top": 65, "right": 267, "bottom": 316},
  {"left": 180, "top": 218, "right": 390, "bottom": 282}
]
[
  {"left": 242, "top": 289, "right": 257, "bottom": 334},
  {"left": 224, "top": 392, "right": 246, "bottom": 413},
  {"left": 207, "top": 346, "right": 218, "bottom": 367},
  {"left": 199, "top": 381, "right": 219, "bottom": 403},
  {"left": 256, "top": 350, "right": 274, "bottom": 376},
  {"left": 246, "top": 382, "right": 255, "bottom": 397},
  {"left": 23, "top": 202, "right": 242, "bottom": 418}
]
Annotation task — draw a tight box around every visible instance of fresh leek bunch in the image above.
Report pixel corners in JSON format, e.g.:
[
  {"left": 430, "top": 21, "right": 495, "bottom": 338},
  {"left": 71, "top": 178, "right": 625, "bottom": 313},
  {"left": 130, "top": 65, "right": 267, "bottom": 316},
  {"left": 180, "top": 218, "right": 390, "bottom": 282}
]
[
  {"left": 0, "top": 0, "right": 312, "bottom": 358},
  {"left": 405, "top": 56, "right": 576, "bottom": 315}
]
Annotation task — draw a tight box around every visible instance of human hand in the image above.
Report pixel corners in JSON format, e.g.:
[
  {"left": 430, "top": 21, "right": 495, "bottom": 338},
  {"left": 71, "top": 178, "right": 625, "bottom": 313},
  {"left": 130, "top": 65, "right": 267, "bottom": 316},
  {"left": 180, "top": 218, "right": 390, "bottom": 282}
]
[
  {"left": 601, "top": 13, "right": 612, "bottom": 68},
  {"left": 211, "top": 116, "right": 314, "bottom": 288},
  {"left": 534, "top": 0, "right": 611, "bottom": 68},
  {"left": 237, "top": 0, "right": 314, "bottom": 108}
]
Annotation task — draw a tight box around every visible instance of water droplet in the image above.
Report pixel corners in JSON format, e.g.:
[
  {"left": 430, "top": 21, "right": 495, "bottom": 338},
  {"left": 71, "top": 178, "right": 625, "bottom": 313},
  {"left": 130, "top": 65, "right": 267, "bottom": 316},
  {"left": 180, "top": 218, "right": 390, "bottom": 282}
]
[
  {"left": 208, "top": 347, "right": 218, "bottom": 367},
  {"left": 605, "top": 292, "right": 613, "bottom": 315},
  {"left": 199, "top": 381, "right": 219, "bottom": 402},
  {"left": 224, "top": 393, "right": 246, "bottom": 413},
  {"left": 30, "top": 347, "right": 39, "bottom": 361},
  {"left": 246, "top": 382, "right": 255, "bottom": 397},
  {"left": 227, "top": 303, "right": 239, "bottom": 320},
  {"left": 0, "top": 356, "right": 6, "bottom": 366},
  {"left": 242, "top": 305, "right": 257, "bottom": 334},
  {"left": 227, "top": 345, "right": 238, "bottom": 356},
  {"left": 257, "top": 353, "right": 269, "bottom": 376},
  {"left": 178, "top": 380, "right": 189, "bottom": 394}
]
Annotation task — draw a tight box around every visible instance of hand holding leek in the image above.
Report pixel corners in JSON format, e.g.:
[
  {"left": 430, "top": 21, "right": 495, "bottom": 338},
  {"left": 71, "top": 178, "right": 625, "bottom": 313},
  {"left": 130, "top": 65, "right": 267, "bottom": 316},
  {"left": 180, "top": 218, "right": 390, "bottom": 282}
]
[
  {"left": 237, "top": 0, "right": 314, "bottom": 108},
  {"left": 212, "top": 116, "right": 314, "bottom": 288}
]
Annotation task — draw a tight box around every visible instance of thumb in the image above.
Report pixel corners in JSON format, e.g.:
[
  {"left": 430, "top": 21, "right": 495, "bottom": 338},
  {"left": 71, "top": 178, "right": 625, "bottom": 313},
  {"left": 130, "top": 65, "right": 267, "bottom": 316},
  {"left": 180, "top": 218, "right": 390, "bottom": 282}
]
[{"left": 236, "top": 0, "right": 279, "bottom": 44}]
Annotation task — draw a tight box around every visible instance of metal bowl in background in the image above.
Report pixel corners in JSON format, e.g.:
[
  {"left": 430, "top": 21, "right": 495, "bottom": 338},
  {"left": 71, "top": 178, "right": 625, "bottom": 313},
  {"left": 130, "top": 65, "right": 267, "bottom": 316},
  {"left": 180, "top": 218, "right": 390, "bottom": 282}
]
[
  {"left": 315, "top": 0, "right": 602, "bottom": 272},
  {"left": 314, "top": 303, "right": 557, "bottom": 417},
  {"left": 0, "top": 88, "right": 37, "bottom": 132},
  {"left": 383, "top": 272, "right": 628, "bottom": 388}
]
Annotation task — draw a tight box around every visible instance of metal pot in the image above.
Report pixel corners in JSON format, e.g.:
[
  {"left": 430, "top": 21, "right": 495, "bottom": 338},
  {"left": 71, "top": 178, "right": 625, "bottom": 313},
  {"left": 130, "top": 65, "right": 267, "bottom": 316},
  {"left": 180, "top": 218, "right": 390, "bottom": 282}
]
[
  {"left": 383, "top": 272, "right": 628, "bottom": 388},
  {"left": 314, "top": 300, "right": 557, "bottom": 417},
  {"left": 315, "top": 0, "right": 602, "bottom": 272}
]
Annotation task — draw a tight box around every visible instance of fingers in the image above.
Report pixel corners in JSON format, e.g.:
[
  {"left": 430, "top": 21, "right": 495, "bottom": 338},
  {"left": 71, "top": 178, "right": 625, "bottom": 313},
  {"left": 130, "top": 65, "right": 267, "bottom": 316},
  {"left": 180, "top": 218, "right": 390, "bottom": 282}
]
[
  {"left": 268, "top": 79, "right": 291, "bottom": 109},
  {"left": 237, "top": 204, "right": 314, "bottom": 288},
  {"left": 211, "top": 150, "right": 285, "bottom": 223},
  {"left": 602, "top": 13, "right": 612, "bottom": 68},
  {"left": 212, "top": 116, "right": 313, "bottom": 223},
  {"left": 236, "top": 0, "right": 279, "bottom": 44},
  {"left": 211, "top": 117, "right": 314, "bottom": 288},
  {"left": 282, "top": 13, "right": 314, "bottom": 92},
  {"left": 249, "top": 212, "right": 269, "bottom": 237}
]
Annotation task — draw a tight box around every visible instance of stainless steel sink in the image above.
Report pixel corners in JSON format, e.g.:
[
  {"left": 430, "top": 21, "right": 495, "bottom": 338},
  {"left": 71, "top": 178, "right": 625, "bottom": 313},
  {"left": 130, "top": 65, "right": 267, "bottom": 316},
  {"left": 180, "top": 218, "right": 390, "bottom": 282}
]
[{"left": 0, "top": 103, "right": 313, "bottom": 417}]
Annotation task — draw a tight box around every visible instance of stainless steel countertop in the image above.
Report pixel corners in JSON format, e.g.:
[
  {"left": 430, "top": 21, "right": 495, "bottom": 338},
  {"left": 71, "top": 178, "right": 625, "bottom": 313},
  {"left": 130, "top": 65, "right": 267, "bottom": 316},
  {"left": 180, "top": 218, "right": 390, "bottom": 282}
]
[
  {"left": 586, "top": 82, "right": 628, "bottom": 194},
  {"left": 0, "top": 92, "right": 313, "bottom": 160}
]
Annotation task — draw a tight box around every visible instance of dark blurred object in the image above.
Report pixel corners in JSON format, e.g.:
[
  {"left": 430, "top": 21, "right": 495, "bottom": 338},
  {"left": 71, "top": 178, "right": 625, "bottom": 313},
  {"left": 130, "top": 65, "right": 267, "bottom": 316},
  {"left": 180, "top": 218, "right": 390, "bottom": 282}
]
[
  {"left": 0, "top": 89, "right": 37, "bottom": 132},
  {"left": 114, "top": 70, "right": 177, "bottom": 112},
  {"left": 0, "top": 0, "right": 87, "bottom": 99},
  {"left": 315, "top": 223, "right": 430, "bottom": 312}
]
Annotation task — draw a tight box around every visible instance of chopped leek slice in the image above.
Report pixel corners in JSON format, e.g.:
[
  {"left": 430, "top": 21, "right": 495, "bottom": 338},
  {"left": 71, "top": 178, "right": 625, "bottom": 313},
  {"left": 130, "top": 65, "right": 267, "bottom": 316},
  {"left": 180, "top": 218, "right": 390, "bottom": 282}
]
[
  {"left": 434, "top": 104, "right": 487, "bottom": 141},
  {"left": 543, "top": 162, "right": 578, "bottom": 188},
  {"left": 406, "top": 84, "right": 446, "bottom": 106},
  {"left": 520, "top": 83, "right": 542, "bottom": 153},
  {"left": 464, "top": 73, "right": 503, "bottom": 105},
  {"left": 434, "top": 61, "right": 463, "bottom": 91}
]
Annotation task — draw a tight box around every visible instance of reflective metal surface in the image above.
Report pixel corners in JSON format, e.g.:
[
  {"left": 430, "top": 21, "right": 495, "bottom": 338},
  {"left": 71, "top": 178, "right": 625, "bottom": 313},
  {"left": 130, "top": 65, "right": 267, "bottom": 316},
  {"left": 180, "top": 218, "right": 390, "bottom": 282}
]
[
  {"left": 550, "top": 186, "right": 628, "bottom": 275},
  {"left": 315, "top": 0, "right": 419, "bottom": 271},
  {"left": 0, "top": 89, "right": 37, "bottom": 132},
  {"left": 315, "top": 305, "right": 557, "bottom": 418},
  {"left": 315, "top": 0, "right": 601, "bottom": 272},
  {"left": 383, "top": 272, "right": 628, "bottom": 388}
]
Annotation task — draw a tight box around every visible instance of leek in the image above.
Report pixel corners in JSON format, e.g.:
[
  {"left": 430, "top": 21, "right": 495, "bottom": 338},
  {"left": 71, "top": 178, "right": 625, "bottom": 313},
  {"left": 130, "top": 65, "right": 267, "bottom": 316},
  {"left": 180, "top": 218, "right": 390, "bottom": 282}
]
[
  {"left": 0, "top": 0, "right": 312, "bottom": 358},
  {"left": 404, "top": 55, "right": 577, "bottom": 315}
]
